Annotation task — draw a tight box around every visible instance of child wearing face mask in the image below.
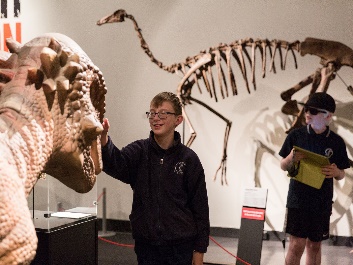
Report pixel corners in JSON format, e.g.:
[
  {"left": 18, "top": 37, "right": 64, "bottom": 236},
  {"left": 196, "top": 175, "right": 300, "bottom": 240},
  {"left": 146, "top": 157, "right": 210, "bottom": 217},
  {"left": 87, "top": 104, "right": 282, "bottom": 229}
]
[{"left": 279, "top": 92, "right": 350, "bottom": 265}]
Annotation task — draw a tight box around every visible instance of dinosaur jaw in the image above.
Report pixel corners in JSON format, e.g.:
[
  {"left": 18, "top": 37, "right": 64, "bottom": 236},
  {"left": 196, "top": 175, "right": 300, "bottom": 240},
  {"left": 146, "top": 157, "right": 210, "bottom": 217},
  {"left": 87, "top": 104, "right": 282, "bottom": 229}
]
[{"left": 43, "top": 140, "right": 101, "bottom": 193}]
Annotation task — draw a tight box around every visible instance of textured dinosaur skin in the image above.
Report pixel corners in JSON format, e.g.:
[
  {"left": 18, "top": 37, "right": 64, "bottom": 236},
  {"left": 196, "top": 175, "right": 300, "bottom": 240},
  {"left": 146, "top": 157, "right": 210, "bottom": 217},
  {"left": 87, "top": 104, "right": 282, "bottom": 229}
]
[
  {"left": 97, "top": 9, "right": 353, "bottom": 185},
  {"left": 0, "top": 33, "right": 106, "bottom": 264}
]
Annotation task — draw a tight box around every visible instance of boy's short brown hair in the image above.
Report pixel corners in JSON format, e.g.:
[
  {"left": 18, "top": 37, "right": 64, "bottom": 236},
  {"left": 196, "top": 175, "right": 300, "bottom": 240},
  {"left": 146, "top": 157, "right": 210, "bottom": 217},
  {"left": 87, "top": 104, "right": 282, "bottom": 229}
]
[{"left": 150, "top": 92, "right": 182, "bottom": 115}]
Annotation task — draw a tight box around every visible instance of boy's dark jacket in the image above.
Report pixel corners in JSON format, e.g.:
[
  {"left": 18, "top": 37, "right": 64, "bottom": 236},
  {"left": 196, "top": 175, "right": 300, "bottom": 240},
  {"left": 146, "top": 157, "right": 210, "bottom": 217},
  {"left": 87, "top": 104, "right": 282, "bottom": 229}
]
[{"left": 102, "top": 131, "right": 210, "bottom": 253}]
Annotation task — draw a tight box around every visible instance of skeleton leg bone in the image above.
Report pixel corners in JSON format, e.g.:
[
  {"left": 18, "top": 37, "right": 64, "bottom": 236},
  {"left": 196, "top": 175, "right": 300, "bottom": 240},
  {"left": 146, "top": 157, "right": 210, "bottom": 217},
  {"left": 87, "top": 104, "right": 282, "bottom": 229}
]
[
  {"left": 188, "top": 96, "right": 232, "bottom": 185},
  {"left": 280, "top": 73, "right": 315, "bottom": 102},
  {"left": 181, "top": 105, "right": 196, "bottom": 147}
]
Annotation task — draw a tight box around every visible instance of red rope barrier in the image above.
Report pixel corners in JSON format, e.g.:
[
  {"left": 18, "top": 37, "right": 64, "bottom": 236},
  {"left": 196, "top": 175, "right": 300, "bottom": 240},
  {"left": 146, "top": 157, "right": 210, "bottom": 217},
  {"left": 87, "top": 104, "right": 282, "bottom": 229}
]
[
  {"left": 99, "top": 235, "right": 251, "bottom": 265},
  {"left": 96, "top": 189, "right": 251, "bottom": 264},
  {"left": 96, "top": 191, "right": 104, "bottom": 203},
  {"left": 98, "top": 236, "right": 134, "bottom": 248},
  {"left": 208, "top": 236, "right": 251, "bottom": 265}
]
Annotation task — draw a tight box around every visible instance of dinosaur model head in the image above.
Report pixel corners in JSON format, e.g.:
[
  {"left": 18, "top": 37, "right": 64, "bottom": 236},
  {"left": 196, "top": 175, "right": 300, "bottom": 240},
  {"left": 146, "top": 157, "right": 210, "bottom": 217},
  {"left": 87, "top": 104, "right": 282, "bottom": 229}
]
[
  {"left": 0, "top": 33, "right": 106, "bottom": 193},
  {"left": 0, "top": 33, "right": 106, "bottom": 264}
]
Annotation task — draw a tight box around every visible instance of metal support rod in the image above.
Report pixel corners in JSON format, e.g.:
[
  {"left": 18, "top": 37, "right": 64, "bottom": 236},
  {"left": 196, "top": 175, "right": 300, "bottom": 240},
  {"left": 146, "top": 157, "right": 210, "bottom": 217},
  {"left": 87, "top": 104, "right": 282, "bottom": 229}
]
[
  {"left": 98, "top": 188, "right": 116, "bottom": 237},
  {"left": 102, "top": 188, "right": 107, "bottom": 233}
]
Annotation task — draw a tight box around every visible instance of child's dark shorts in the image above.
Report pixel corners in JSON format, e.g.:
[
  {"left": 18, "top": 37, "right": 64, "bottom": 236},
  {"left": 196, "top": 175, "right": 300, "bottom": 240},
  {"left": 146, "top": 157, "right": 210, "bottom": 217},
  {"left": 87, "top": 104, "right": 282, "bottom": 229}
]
[{"left": 285, "top": 207, "right": 331, "bottom": 242}]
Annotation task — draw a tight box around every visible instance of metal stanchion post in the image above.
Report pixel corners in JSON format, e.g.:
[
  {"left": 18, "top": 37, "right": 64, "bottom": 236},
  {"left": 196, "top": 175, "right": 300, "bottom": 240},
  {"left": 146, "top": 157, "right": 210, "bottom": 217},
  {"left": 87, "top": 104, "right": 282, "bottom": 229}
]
[{"left": 98, "top": 188, "right": 116, "bottom": 237}]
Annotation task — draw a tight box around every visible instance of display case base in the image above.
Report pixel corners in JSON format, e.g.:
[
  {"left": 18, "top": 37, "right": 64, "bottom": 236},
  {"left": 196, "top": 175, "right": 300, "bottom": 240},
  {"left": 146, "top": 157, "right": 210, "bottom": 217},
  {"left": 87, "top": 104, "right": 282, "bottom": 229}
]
[{"left": 31, "top": 211, "right": 98, "bottom": 265}]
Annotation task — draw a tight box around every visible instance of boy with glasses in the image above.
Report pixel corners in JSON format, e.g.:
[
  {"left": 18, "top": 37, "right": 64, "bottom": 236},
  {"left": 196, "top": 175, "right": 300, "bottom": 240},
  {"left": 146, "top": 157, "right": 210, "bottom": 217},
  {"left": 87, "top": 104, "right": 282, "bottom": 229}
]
[
  {"left": 279, "top": 92, "right": 350, "bottom": 265},
  {"left": 101, "top": 92, "right": 210, "bottom": 265}
]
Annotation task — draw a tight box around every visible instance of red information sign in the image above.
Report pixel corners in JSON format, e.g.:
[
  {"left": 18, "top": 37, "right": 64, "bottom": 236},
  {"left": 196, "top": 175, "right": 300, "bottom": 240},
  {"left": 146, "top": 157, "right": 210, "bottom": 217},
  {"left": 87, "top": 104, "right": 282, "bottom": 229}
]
[{"left": 241, "top": 207, "right": 265, "bottom": 221}]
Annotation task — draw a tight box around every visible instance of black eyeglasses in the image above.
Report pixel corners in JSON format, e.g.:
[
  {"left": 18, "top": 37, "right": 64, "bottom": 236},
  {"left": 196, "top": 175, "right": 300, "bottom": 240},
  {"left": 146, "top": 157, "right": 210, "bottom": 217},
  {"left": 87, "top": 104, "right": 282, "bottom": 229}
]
[
  {"left": 304, "top": 106, "right": 327, "bottom": 115},
  {"left": 146, "top": 111, "right": 176, "bottom": 119}
]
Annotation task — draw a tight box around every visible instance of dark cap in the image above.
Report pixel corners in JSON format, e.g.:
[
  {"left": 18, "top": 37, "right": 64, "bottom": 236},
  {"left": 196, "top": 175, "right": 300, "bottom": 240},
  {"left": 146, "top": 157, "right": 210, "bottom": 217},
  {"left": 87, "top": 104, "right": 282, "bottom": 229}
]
[{"left": 301, "top": 92, "right": 336, "bottom": 113}]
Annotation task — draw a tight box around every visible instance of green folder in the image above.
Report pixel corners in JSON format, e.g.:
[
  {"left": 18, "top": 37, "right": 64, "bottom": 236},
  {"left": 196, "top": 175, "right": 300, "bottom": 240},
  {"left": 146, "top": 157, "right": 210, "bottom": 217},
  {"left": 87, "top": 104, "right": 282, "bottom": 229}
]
[{"left": 290, "top": 146, "right": 330, "bottom": 189}]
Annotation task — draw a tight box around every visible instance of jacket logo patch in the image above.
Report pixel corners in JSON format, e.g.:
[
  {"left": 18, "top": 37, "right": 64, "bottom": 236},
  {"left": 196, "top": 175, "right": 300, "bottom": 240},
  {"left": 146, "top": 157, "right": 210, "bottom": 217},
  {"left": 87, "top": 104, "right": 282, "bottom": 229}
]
[
  {"left": 325, "top": 148, "right": 333, "bottom": 158},
  {"left": 174, "top": 162, "right": 186, "bottom": 175}
]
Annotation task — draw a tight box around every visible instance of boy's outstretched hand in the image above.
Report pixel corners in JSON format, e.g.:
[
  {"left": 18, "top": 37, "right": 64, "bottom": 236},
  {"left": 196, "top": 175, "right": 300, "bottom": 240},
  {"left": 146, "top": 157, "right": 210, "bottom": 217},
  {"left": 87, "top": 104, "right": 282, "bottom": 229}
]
[{"left": 101, "top": 118, "right": 110, "bottom": 147}]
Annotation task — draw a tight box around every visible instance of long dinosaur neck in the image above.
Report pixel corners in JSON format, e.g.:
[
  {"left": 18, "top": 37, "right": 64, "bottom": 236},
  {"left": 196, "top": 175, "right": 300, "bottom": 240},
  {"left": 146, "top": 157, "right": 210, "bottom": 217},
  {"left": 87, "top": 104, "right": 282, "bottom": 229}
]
[
  {"left": 0, "top": 86, "right": 53, "bottom": 196},
  {"left": 127, "top": 14, "right": 177, "bottom": 73}
]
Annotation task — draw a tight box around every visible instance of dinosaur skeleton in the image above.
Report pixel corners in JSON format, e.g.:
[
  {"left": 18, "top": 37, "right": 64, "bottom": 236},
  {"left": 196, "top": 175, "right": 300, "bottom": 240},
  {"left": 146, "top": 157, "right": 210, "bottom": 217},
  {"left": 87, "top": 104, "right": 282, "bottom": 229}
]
[
  {"left": 97, "top": 9, "right": 353, "bottom": 185},
  {"left": 0, "top": 33, "right": 106, "bottom": 264}
]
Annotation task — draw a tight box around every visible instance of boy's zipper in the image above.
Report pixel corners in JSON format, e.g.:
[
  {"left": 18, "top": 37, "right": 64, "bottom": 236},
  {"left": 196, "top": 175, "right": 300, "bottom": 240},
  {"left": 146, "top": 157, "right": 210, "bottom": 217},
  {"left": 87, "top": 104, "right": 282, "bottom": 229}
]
[{"left": 157, "top": 156, "right": 164, "bottom": 238}]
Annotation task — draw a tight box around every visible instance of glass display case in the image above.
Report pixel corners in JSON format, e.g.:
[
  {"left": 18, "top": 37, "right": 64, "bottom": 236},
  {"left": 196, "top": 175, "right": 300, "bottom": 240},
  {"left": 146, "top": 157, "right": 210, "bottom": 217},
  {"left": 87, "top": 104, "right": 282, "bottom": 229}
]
[
  {"left": 27, "top": 174, "right": 98, "bottom": 264},
  {"left": 28, "top": 173, "right": 97, "bottom": 229}
]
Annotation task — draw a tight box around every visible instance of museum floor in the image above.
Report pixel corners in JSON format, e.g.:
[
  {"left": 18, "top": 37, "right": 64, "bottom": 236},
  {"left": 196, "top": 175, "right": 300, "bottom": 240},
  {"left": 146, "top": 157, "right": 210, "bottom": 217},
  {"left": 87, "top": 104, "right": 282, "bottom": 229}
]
[{"left": 98, "top": 232, "right": 353, "bottom": 265}]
